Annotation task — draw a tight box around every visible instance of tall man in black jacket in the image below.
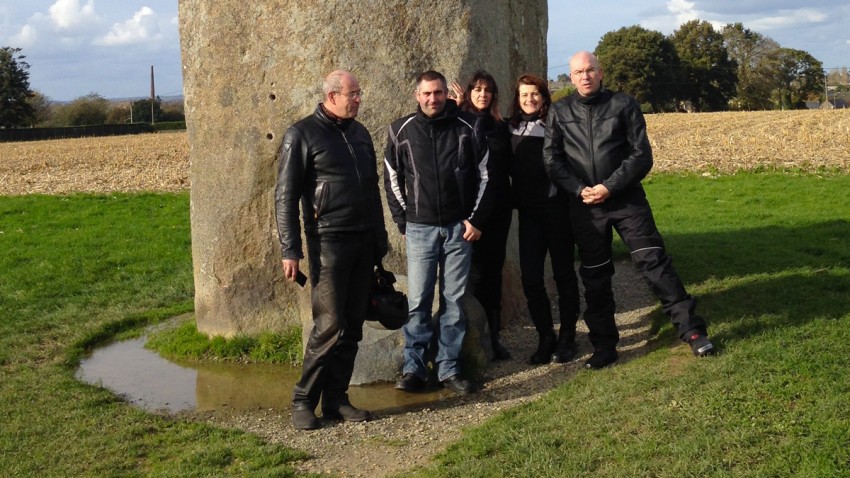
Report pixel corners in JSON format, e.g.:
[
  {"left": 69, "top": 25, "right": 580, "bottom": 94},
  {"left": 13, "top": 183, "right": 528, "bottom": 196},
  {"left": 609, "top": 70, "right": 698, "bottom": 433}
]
[
  {"left": 275, "top": 70, "right": 388, "bottom": 430},
  {"left": 385, "top": 70, "right": 492, "bottom": 395},
  {"left": 544, "top": 51, "right": 715, "bottom": 369}
]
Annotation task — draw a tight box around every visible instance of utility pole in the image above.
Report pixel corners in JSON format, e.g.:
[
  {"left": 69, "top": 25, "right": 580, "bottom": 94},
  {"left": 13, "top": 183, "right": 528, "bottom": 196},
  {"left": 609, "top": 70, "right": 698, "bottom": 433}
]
[
  {"left": 150, "top": 65, "right": 156, "bottom": 125},
  {"left": 824, "top": 73, "right": 828, "bottom": 106}
]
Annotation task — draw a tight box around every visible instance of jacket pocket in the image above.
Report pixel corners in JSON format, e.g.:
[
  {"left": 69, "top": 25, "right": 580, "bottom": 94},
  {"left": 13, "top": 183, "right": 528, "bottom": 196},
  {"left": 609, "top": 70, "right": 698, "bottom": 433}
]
[{"left": 314, "top": 182, "right": 329, "bottom": 219}]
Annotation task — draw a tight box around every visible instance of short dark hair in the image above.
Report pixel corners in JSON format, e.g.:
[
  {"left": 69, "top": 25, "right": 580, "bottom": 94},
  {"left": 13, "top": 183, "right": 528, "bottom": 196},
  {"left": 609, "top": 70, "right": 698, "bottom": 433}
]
[
  {"left": 509, "top": 73, "right": 552, "bottom": 127},
  {"left": 416, "top": 70, "right": 447, "bottom": 89}
]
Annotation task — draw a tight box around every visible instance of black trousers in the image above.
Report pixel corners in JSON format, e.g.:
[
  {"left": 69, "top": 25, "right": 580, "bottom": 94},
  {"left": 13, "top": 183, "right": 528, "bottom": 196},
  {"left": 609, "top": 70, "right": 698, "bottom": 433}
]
[
  {"left": 292, "top": 230, "right": 374, "bottom": 411},
  {"left": 517, "top": 204, "right": 580, "bottom": 340},
  {"left": 571, "top": 190, "right": 707, "bottom": 349},
  {"left": 471, "top": 205, "right": 513, "bottom": 317}
]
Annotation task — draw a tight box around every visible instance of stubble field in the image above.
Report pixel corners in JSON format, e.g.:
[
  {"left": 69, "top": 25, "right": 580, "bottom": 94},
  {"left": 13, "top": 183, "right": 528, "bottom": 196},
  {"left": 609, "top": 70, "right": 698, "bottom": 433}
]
[{"left": 1, "top": 109, "right": 848, "bottom": 196}]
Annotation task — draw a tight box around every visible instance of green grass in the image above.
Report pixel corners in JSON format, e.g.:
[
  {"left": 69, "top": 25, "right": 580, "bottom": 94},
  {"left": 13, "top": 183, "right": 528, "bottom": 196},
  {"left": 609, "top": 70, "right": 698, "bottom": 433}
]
[
  {"left": 145, "top": 318, "right": 303, "bottom": 365},
  {"left": 2, "top": 173, "right": 849, "bottom": 477},
  {"left": 404, "top": 172, "right": 850, "bottom": 478},
  {"left": 0, "top": 193, "right": 309, "bottom": 477}
]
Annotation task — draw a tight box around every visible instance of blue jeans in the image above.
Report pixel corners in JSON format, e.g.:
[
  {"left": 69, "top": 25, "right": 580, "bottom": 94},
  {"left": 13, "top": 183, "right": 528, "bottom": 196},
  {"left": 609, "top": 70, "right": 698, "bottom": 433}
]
[{"left": 403, "top": 221, "right": 473, "bottom": 382}]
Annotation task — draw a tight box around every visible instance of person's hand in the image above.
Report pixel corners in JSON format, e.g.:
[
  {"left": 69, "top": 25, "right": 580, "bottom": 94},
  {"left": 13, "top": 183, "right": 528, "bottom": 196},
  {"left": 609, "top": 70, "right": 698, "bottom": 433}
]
[
  {"left": 462, "top": 220, "right": 481, "bottom": 241},
  {"left": 450, "top": 82, "right": 465, "bottom": 105},
  {"left": 581, "top": 185, "right": 610, "bottom": 205},
  {"left": 282, "top": 259, "right": 300, "bottom": 282}
]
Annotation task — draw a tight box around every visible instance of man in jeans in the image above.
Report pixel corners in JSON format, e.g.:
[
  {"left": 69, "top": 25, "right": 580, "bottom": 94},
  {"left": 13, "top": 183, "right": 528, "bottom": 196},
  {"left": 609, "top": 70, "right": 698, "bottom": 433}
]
[
  {"left": 544, "top": 51, "right": 715, "bottom": 370},
  {"left": 276, "top": 70, "right": 388, "bottom": 429},
  {"left": 384, "top": 70, "right": 492, "bottom": 395}
]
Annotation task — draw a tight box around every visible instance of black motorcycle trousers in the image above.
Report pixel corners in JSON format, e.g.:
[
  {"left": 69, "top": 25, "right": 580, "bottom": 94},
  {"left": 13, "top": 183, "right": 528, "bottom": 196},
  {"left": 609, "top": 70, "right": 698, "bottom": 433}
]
[
  {"left": 292, "top": 230, "right": 375, "bottom": 411},
  {"left": 571, "top": 193, "right": 707, "bottom": 349}
]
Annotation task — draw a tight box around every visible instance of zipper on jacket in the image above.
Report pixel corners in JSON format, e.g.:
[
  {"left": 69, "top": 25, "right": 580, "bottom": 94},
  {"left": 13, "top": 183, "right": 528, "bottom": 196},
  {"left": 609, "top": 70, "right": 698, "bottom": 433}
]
[
  {"left": 586, "top": 104, "right": 597, "bottom": 184},
  {"left": 338, "top": 128, "right": 363, "bottom": 184},
  {"left": 430, "top": 125, "right": 442, "bottom": 224}
]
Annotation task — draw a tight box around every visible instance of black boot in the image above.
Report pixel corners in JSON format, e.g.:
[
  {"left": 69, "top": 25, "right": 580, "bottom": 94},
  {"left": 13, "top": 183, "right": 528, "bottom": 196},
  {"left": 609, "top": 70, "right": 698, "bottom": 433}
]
[
  {"left": 527, "top": 300, "right": 556, "bottom": 365},
  {"left": 551, "top": 334, "right": 577, "bottom": 363},
  {"left": 552, "top": 321, "right": 578, "bottom": 363},
  {"left": 530, "top": 331, "right": 556, "bottom": 365},
  {"left": 487, "top": 309, "right": 511, "bottom": 360}
]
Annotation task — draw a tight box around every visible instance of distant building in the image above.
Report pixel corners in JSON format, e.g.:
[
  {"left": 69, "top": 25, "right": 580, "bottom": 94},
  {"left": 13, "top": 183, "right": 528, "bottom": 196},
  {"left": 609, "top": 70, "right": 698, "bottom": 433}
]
[{"left": 820, "top": 98, "right": 849, "bottom": 109}]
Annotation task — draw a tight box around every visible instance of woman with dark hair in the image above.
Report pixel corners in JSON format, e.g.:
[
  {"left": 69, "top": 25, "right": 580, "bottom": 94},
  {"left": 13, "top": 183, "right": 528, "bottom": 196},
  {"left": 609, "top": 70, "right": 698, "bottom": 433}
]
[
  {"left": 508, "top": 74, "right": 580, "bottom": 364},
  {"left": 450, "top": 70, "right": 512, "bottom": 360}
]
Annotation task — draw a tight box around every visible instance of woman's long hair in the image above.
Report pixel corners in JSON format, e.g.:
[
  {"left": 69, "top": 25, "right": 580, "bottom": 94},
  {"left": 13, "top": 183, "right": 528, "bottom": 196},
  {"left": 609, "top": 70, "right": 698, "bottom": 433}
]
[
  {"left": 509, "top": 74, "right": 551, "bottom": 127},
  {"left": 460, "top": 70, "right": 503, "bottom": 121}
]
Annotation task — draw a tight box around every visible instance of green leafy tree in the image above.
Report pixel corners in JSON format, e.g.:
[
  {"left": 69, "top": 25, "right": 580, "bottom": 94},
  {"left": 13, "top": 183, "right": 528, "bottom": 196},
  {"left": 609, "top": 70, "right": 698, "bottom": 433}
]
[
  {"left": 595, "top": 25, "right": 680, "bottom": 112},
  {"left": 0, "top": 46, "right": 35, "bottom": 127},
  {"left": 770, "top": 48, "right": 823, "bottom": 109},
  {"left": 131, "top": 97, "right": 164, "bottom": 123},
  {"left": 159, "top": 99, "right": 185, "bottom": 122},
  {"left": 106, "top": 103, "right": 131, "bottom": 124},
  {"left": 26, "top": 90, "right": 52, "bottom": 126},
  {"left": 722, "top": 23, "right": 781, "bottom": 110},
  {"left": 556, "top": 73, "right": 569, "bottom": 83},
  {"left": 53, "top": 93, "right": 110, "bottom": 126},
  {"left": 670, "top": 20, "right": 737, "bottom": 111},
  {"left": 551, "top": 85, "right": 576, "bottom": 102},
  {"left": 827, "top": 67, "right": 849, "bottom": 95}
]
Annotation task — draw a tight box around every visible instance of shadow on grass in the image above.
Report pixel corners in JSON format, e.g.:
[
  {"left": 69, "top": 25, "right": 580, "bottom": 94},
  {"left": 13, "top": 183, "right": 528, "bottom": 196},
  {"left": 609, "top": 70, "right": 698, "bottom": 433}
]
[
  {"left": 451, "top": 218, "right": 850, "bottom": 414},
  {"left": 657, "top": 219, "right": 850, "bottom": 345}
]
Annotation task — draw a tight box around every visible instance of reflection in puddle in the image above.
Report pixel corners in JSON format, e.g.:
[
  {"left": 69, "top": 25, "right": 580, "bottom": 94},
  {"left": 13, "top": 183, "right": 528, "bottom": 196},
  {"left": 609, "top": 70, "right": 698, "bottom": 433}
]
[{"left": 76, "top": 336, "right": 453, "bottom": 414}]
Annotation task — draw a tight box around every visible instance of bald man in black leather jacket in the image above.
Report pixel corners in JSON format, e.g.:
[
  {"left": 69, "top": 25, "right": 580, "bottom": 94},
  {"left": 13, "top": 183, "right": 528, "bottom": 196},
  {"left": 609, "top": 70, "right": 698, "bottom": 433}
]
[{"left": 544, "top": 52, "right": 715, "bottom": 370}]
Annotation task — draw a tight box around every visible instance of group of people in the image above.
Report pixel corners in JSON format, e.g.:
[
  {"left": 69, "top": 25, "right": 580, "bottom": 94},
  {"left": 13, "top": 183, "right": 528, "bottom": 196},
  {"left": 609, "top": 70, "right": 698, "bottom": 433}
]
[{"left": 274, "top": 51, "right": 715, "bottom": 430}]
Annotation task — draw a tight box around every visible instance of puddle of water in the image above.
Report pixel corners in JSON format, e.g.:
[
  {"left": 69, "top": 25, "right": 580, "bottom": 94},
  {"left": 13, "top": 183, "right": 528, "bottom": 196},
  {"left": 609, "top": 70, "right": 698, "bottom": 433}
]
[{"left": 76, "top": 336, "right": 453, "bottom": 414}]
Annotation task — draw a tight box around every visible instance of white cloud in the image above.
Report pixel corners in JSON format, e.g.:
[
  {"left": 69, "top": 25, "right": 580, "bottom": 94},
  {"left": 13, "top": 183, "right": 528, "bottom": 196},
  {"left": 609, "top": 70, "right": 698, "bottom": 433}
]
[
  {"left": 95, "top": 7, "right": 160, "bottom": 46},
  {"left": 748, "top": 9, "right": 828, "bottom": 30},
  {"left": 47, "top": 0, "right": 101, "bottom": 30},
  {"left": 10, "top": 24, "right": 38, "bottom": 48},
  {"left": 640, "top": 0, "right": 705, "bottom": 33},
  {"left": 668, "top": 0, "right": 695, "bottom": 12}
]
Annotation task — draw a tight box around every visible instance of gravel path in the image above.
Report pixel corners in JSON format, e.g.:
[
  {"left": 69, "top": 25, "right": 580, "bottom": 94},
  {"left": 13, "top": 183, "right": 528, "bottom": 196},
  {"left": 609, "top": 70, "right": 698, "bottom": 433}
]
[{"left": 182, "top": 263, "right": 660, "bottom": 477}]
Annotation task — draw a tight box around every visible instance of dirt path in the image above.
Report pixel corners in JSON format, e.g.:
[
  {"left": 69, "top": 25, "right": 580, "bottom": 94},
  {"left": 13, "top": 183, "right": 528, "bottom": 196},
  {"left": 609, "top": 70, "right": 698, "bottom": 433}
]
[{"left": 184, "top": 263, "right": 661, "bottom": 477}]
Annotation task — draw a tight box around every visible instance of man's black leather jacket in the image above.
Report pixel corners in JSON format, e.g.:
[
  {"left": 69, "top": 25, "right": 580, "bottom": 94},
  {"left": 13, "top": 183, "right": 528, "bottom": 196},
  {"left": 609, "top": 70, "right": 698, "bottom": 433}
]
[
  {"left": 275, "top": 104, "right": 387, "bottom": 260},
  {"left": 543, "top": 89, "right": 653, "bottom": 199}
]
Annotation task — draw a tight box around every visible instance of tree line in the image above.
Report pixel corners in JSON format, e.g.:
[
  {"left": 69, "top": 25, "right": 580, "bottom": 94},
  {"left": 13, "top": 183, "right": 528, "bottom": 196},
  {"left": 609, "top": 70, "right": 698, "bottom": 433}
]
[
  {"left": 555, "top": 20, "right": 834, "bottom": 113},
  {"left": 1, "top": 46, "right": 184, "bottom": 129},
  {"left": 2, "top": 19, "right": 844, "bottom": 127}
]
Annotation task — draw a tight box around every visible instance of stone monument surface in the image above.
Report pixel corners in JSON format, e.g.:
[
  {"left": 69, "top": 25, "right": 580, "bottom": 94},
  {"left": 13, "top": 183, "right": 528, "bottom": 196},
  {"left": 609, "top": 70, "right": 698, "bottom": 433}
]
[{"left": 179, "top": 0, "right": 548, "bottom": 338}]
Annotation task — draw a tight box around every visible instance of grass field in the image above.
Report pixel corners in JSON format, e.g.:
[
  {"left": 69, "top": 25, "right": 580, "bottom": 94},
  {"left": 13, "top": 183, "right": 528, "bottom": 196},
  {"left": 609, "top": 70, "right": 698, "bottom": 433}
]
[{"left": 1, "top": 110, "right": 849, "bottom": 476}]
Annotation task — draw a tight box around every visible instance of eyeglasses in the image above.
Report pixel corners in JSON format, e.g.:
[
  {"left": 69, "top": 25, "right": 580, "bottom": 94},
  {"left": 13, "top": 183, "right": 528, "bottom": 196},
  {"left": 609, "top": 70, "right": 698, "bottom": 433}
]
[
  {"left": 334, "top": 90, "right": 362, "bottom": 99},
  {"left": 571, "top": 68, "right": 598, "bottom": 77}
]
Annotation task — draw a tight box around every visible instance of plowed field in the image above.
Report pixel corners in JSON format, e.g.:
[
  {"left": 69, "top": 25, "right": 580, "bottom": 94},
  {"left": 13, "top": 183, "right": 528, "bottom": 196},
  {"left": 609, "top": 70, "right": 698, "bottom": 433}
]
[{"left": 1, "top": 109, "right": 848, "bottom": 196}]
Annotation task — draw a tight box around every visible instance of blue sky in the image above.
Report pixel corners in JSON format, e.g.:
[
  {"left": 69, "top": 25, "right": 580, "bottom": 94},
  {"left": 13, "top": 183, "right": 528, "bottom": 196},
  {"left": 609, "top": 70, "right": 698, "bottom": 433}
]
[{"left": 1, "top": 0, "right": 848, "bottom": 101}]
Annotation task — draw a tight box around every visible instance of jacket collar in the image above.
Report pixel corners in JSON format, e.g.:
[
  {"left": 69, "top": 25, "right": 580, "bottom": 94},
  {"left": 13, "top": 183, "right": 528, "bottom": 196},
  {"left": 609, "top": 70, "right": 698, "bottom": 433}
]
[
  {"left": 416, "top": 98, "right": 460, "bottom": 124},
  {"left": 315, "top": 103, "right": 355, "bottom": 129}
]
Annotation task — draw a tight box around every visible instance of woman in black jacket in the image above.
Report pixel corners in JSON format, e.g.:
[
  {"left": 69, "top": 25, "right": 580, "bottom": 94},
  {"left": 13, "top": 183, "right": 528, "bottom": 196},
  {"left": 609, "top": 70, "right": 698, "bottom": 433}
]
[
  {"left": 451, "top": 70, "right": 512, "bottom": 360},
  {"left": 508, "top": 74, "right": 580, "bottom": 364}
]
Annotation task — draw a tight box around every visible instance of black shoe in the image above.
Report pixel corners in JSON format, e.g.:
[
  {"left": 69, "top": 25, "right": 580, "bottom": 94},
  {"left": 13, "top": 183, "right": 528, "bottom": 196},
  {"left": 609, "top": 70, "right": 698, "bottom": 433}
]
[
  {"left": 492, "top": 338, "right": 512, "bottom": 361},
  {"left": 530, "top": 332, "right": 557, "bottom": 365},
  {"left": 322, "top": 404, "right": 372, "bottom": 422},
  {"left": 687, "top": 333, "right": 715, "bottom": 357},
  {"left": 551, "top": 341, "right": 577, "bottom": 363},
  {"left": 441, "top": 374, "right": 476, "bottom": 395},
  {"left": 395, "top": 373, "right": 426, "bottom": 392},
  {"left": 291, "top": 407, "right": 320, "bottom": 430},
  {"left": 585, "top": 348, "right": 618, "bottom": 369}
]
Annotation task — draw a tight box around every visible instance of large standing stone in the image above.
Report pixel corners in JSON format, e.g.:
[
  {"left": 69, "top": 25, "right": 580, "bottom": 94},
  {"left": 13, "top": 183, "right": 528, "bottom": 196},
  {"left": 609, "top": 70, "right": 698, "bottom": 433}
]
[{"left": 178, "top": 1, "right": 548, "bottom": 338}]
